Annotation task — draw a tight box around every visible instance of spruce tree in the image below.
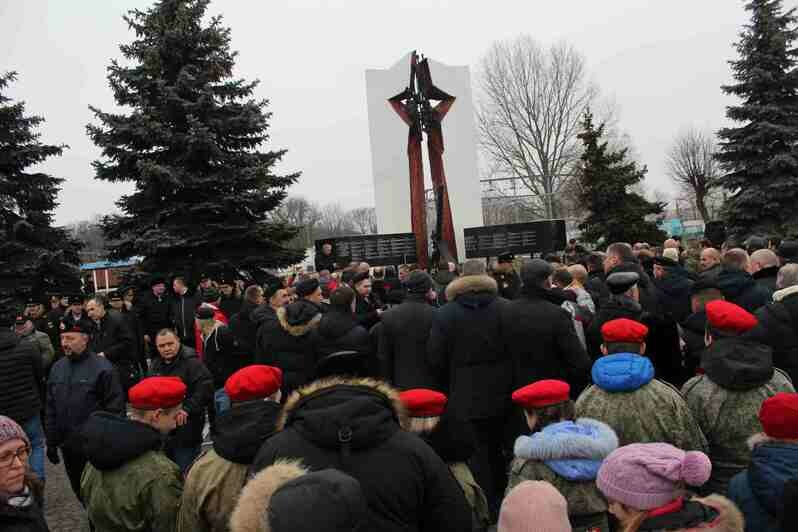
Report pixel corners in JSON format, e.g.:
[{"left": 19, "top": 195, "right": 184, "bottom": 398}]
[
  {"left": 717, "top": 0, "right": 798, "bottom": 238},
  {"left": 0, "top": 71, "right": 81, "bottom": 306},
  {"left": 88, "top": 0, "right": 302, "bottom": 277},
  {"left": 577, "top": 111, "right": 665, "bottom": 245}
]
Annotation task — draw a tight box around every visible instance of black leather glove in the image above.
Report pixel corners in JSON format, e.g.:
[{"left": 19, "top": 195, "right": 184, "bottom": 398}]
[{"left": 47, "top": 446, "right": 60, "bottom": 465}]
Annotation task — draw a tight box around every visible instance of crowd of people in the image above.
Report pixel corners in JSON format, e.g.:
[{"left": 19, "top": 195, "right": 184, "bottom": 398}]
[{"left": 2, "top": 234, "right": 798, "bottom": 531}]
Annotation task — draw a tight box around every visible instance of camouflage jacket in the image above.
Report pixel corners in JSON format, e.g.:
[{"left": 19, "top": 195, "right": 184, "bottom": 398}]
[
  {"left": 682, "top": 365, "right": 794, "bottom": 495},
  {"left": 576, "top": 354, "right": 708, "bottom": 452},
  {"left": 178, "top": 448, "right": 248, "bottom": 532}
]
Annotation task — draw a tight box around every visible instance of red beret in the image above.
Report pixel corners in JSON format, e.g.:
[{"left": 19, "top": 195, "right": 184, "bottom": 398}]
[
  {"left": 128, "top": 377, "right": 186, "bottom": 410},
  {"left": 760, "top": 392, "right": 798, "bottom": 439},
  {"left": 705, "top": 300, "right": 758, "bottom": 334},
  {"left": 601, "top": 318, "right": 649, "bottom": 344},
  {"left": 512, "top": 380, "right": 570, "bottom": 409},
  {"left": 225, "top": 365, "right": 283, "bottom": 402},
  {"left": 399, "top": 389, "right": 448, "bottom": 417}
]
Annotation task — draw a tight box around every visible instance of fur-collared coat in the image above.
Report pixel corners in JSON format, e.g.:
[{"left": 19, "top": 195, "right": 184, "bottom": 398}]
[
  {"left": 230, "top": 460, "right": 308, "bottom": 532},
  {"left": 255, "top": 305, "right": 322, "bottom": 398},
  {"left": 427, "top": 275, "right": 512, "bottom": 420},
  {"left": 250, "top": 377, "right": 472, "bottom": 532}
]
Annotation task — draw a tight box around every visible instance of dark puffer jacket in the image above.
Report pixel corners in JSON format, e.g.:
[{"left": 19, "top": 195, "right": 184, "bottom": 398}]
[
  {"left": 0, "top": 475, "right": 49, "bottom": 532},
  {"left": 716, "top": 268, "right": 772, "bottom": 313},
  {"left": 148, "top": 345, "right": 213, "bottom": 448},
  {"left": 0, "top": 330, "right": 44, "bottom": 424},
  {"left": 313, "top": 307, "right": 372, "bottom": 359},
  {"left": 747, "top": 286, "right": 798, "bottom": 383},
  {"left": 256, "top": 300, "right": 322, "bottom": 398},
  {"left": 250, "top": 378, "right": 472, "bottom": 532},
  {"left": 728, "top": 435, "right": 798, "bottom": 532},
  {"left": 654, "top": 267, "right": 693, "bottom": 323},
  {"left": 378, "top": 293, "right": 438, "bottom": 390},
  {"left": 227, "top": 300, "right": 260, "bottom": 360},
  {"left": 427, "top": 275, "right": 511, "bottom": 420},
  {"left": 45, "top": 350, "right": 125, "bottom": 449}
]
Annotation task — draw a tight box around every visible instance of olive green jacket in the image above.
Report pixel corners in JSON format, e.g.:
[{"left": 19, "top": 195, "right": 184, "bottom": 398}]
[{"left": 82, "top": 450, "right": 182, "bottom": 532}]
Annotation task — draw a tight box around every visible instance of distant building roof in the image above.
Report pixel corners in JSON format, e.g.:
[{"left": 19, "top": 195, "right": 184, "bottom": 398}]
[{"left": 80, "top": 258, "right": 141, "bottom": 271}]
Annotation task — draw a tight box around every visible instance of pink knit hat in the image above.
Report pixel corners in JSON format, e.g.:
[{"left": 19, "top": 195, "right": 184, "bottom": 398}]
[
  {"left": 498, "top": 481, "right": 570, "bottom": 532},
  {"left": 0, "top": 416, "right": 29, "bottom": 447},
  {"left": 597, "top": 443, "right": 711, "bottom": 510}
]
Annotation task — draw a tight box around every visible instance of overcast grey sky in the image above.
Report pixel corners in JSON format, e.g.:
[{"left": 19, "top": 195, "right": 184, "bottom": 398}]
[{"left": 1, "top": 0, "right": 747, "bottom": 226}]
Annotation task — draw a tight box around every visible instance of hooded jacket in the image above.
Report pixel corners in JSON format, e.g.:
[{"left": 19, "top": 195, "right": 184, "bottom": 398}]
[
  {"left": 508, "top": 418, "right": 617, "bottom": 532},
  {"left": 636, "top": 495, "right": 744, "bottom": 532},
  {"left": 654, "top": 267, "right": 693, "bottom": 323},
  {"left": 256, "top": 301, "right": 322, "bottom": 397},
  {"left": 228, "top": 300, "right": 260, "bottom": 359},
  {"left": 378, "top": 293, "right": 438, "bottom": 390},
  {"left": 728, "top": 435, "right": 798, "bottom": 532},
  {"left": 178, "top": 400, "right": 282, "bottom": 532},
  {"left": 716, "top": 268, "right": 772, "bottom": 313},
  {"left": 80, "top": 412, "right": 182, "bottom": 532},
  {"left": 576, "top": 354, "right": 707, "bottom": 452},
  {"left": 747, "top": 285, "right": 798, "bottom": 383},
  {"left": 681, "top": 310, "right": 709, "bottom": 376},
  {"left": 427, "top": 275, "right": 512, "bottom": 420},
  {"left": 149, "top": 345, "right": 213, "bottom": 448},
  {"left": 752, "top": 266, "right": 779, "bottom": 295},
  {"left": 250, "top": 377, "right": 472, "bottom": 532},
  {"left": 681, "top": 337, "right": 794, "bottom": 494}
]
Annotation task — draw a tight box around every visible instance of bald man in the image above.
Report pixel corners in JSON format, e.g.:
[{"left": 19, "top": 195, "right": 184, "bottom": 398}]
[
  {"left": 699, "top": 248, "right": 722, "bottom": 281},
  {"left": 750, "top": 249, "right": 781, "bottom": 294}
]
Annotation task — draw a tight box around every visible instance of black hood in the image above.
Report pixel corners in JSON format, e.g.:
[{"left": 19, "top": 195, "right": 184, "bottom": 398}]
[
  {"left": 753, "top": 266, "right": 779, "bottom": 282},
  {"left": 317, "top": 309, "right": 359, "bottom": 341},
  {"left": 456, "top": 291, "right": 496, "bottom": 309},
  {"left": 214, "top": 400, "right": 282, "bottom": 464},
  {"left": 421, "top": 410, "right": 477, "bottom": 463},
  {"left": 286, "top": 384, "right": 399, "bottom": 451},
  {"left": 82, "top": 412, "right": 162, "bottom": 471},
  {"left": 602, "top": 296, "right": 643, "bottom": 321},
  {"left": 702, "top": 337, "right": 774, "bottom": 390},
  {"left": 655, "top": 267, "right": 691, "bottom": 296},
  {"left": 238, "top": 300, "right": 258, "bottom": 322},
  {"left": 717, "top": 269, "right": 756, "bottom": 299}
]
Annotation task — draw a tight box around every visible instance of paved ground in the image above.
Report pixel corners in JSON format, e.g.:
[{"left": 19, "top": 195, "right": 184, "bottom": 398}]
[{"left": 44, "top": 458, "right": 89, "bottom": 532}]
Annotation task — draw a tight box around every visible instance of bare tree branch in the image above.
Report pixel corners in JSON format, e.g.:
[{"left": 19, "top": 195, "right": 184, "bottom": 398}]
[{"left": 666, "top": 127, "right": 721, "bottom": 221}]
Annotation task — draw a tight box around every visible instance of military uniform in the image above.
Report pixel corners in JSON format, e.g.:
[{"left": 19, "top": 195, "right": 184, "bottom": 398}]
[{"left": 493, "top": 252, "right": 521, "bottom": 300}]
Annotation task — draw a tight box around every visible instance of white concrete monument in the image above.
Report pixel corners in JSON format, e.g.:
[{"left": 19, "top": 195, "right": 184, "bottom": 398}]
[{"left": 365, "top": 52, "right": 484, "bottom": 262}]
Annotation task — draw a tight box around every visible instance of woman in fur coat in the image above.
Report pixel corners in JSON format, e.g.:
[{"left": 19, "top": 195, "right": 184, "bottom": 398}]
[
  {"left": 507, "top": 380, "right": 618, "bottom": 532},
  {"left": 399, "top": 389, "right": 491, "bottom": 531}
]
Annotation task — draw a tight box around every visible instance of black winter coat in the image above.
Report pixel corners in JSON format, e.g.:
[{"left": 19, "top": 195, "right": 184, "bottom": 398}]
[
  {"left": 45, "top": 350, "right": 125, "bottom": 449},
  {"left": 255, "top": 301, "right": 322, "bottom": 398},
  {"left": 227, "top": 301, "right": 260, "bottom": 358},
  {"left": 250, "top": 378, "right": 473, "bottom": 532},
  {"left": 219, "top": 295, "right": 242, "bottom": 321},
  {"left": 681, "top": 310, "right": 708, "bottom": 377},
  {"left": 586, "top": 295, "right": 643, "bottom": 359},
  {"left": 753, "top": 267, "right": 779, "bottom": 295},
  {"left": 253, "top": 304, "right": 279, "bottom": 354},
  {"left": 501, "top": 286, "right": 591, "bottom": 395},
  {"left": 149, "top": 345, "right": 213, "bottom": 448},
  {"left": 378, "top": 294, "right": 439, "bottom": 390},
  {"left": 136, "top": 291, "right": 172, "bottom": 339},
  {"left": 654, "top": 268, "right": 693, "bottom": 323},
  {"left": 314, "top": 308, "right": 373, "bottom": 359},
  {"left": 0, "top": 331, "right": 43, "bottom": 424},
  {"left": 90, "top": 310, "right": 135, "bottom": 365},
  {"left": 354, "top": 294, "right": 381, "bottom": 331},
  {"left": 202, "top": 325, "right": 252, "bottom": 389},
  {"left": 717, "top": 268, "right": 772, "bottom": 313},
  {"left": 427, "top": 275, "right": 511, "bottom": 420},
  {"left": 747, "top": 289, "right": 798, "bottom": 383},
  {"left": 0, "top": 486, "right": 49, "bottom": 532},
  {"left": 169, "top": 292, "right": 200, "bottom": 346},
  {"left": 585, "top": 270, "right": 609, "bottom": 310}
]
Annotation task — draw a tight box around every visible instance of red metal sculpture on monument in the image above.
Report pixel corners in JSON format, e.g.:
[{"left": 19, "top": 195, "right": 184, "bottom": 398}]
[{"left": 388, "top": 51, "right": 458, "bottom": 269}]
